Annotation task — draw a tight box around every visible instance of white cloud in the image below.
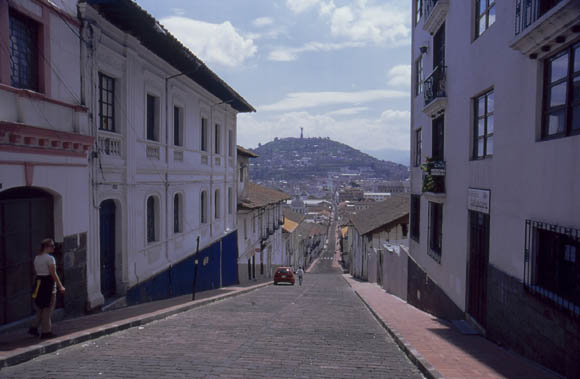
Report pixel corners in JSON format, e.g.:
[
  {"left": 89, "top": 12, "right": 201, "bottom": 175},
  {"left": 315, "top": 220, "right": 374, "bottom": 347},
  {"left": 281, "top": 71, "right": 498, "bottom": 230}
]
[
  {"left": 253, "top": 17, "right": 274, "bottom": 27},
  {"left": 259, "top": 89, "right": 409, "bottom": 112},
  {"left": 286, "top": 0, "right": 322, "bottom": 14},
  {"left": 329, "top": 2, "right": 410, "bottom": 45},
  {"left": 238, "top": 108, "right": 410, "bottom": 152},
  {"left": 326, "top": 106, "right": 368, "bottom": 116},
  {"left": 387, "top": 65, "right": 411, "bottom": 88},
  {"left": 160, "top": 16, "right": 257, "bottom": 68},
  {"left": 268, "top": 41, "right": 364, "bottom": 61}
]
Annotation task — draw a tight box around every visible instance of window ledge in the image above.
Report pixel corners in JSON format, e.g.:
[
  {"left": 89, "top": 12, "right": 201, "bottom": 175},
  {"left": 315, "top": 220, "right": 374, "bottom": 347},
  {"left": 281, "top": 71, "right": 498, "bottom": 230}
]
[{"left": 427, "top": 249, "right": 442, "bottom": 263}]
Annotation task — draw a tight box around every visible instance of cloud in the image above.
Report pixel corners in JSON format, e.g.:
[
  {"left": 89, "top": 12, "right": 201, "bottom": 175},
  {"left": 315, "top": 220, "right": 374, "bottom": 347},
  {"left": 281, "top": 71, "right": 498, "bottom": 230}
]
[
  {"left": 253, "top": 17, "right": 274, "bottom": 27},
  {"left": 268, "top": 41, "right": 364, "bottom": 61},
  {"left": 326, "top": 106, "right": 368, "bottom": 116},
  {"left": 387, "top": 65, "right": 411, "bottom": 88},
  {"left": 259, "top": 89, "right": 409, "bottom": 112},
  {"left": 237, "top": 108, "right": 410, "bottom": 152},
  {"left": 285, "top": 0, "right": 410, "bottom": 46},
  {"left": 160, "top": 16, "right": 257, "bottom": 68},
  {"left": 286, "top": 0, "right": 322, "bottom": 14}
]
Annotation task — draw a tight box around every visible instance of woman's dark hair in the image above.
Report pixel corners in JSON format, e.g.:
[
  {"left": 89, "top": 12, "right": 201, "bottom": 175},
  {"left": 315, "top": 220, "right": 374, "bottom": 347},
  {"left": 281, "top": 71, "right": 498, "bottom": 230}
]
[{"left": 40, "top": 238, "right": 55, "bottom": 252}]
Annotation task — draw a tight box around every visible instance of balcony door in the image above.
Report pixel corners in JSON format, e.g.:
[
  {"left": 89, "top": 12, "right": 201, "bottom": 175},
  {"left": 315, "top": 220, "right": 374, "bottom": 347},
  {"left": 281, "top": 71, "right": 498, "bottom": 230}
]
[
  {"left": 433, "top": 22, "right": 445, "bottom": 69},
  {"left": 432, "top": 115, "right": 444, "bottom": 161}
]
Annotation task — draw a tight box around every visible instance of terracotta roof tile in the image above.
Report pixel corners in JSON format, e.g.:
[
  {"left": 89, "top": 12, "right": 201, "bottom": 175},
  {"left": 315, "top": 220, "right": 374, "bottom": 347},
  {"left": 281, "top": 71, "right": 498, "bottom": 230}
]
[{"left": 239, "top": 182, "right": 290, "bottom": 209}]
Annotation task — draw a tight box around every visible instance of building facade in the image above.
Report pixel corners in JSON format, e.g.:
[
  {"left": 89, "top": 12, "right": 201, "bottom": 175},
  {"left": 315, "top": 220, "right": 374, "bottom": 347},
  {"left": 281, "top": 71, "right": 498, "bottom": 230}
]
[
  {"left": 410, "top": 1, "right": 580, "bottom": 376},
  {"left": 0, "top": 0, "right": 92, "bottom": 327}
]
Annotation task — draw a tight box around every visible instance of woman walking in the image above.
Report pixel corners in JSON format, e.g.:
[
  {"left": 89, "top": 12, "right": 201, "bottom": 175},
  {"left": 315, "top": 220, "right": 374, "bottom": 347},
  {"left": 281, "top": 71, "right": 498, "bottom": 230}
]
[{"left": 29, "top": 238, "right": 65, "bottom": 339}]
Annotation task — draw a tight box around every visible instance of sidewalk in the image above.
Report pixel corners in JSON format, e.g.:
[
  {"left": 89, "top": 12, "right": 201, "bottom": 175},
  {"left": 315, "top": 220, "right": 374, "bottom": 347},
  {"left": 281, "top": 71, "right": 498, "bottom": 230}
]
[
  {"left": 0, "top": 280, "right": 271, "bottom": 369},
  {"left": 343, "top": 275, "right": 560, "bottom": 379}
]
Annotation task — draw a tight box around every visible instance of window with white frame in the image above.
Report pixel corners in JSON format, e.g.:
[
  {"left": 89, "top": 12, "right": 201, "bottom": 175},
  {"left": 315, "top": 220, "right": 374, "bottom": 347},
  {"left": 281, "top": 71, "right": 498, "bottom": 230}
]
[
  {"left": 201, "top": 117, "right": 208, "bottom": 152},
  {"left": 473, "top": 89, "right": 494, "bottom": 159},
  {"left": 173, "top": 193, "right": 183, "bottom": 234},
  {"left": 214, "top": 189, "right": 220, "bottom": 219},
  {"left": 215, "top": 124, "right": 221, "bottom": 154},
  {"left": 415, "top": 55, "right": 423, "bottom": 96},
  {"left": 147, "top": 196, "right": 158, "bottom": 243},
  {"left": 99, "top": 73, "right": 115, "bottom": 132},
  {"left": 228, "top": 187, "right": 233, "bottom": 215},
  {"left": 146, "top": 94, "right": 159, "bottom": 141},
  {"left": 173, "top": 106, "right": 183, "bottom": 146},
  {"left": 228, "top": 129, "right": 234, "bottom": 157}
]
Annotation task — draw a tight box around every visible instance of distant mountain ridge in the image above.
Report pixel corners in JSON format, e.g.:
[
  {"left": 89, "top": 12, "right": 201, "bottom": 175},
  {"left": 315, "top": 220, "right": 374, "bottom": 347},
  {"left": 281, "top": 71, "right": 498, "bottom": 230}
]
[{"left": 250, "top": 137, "right": 409, "bottom": 181}]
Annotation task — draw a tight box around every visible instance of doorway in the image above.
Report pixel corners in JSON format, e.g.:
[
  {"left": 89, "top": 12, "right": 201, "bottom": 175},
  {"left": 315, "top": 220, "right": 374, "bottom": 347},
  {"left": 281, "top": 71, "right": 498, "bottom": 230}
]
[
  {"left": 467, "top": 210, "right": 490, "bottom": 328},
  {"left": 0, "top": 187, "right": 54, "bottom": 326},
  {"left": 99, "top": 199, "right": 117, "bottom": 299}
]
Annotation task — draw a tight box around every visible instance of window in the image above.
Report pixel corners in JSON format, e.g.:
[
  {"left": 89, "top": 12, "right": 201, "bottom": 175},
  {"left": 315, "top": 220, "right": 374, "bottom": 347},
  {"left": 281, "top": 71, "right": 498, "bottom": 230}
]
[
  {"left": 415, "top": 55, "right": 423, "bottom": 96},
  {"left": 201, "top": 117, "right": 208, "bottom": 152},
  {"left": 228, "top": 129, "right": 234, "bottom": 157},
  {"left": 200, "top": 191, "right": 207, "bottom": 224},
  {"left": 244, "top": 218, "right": 247, "bottom": 240},
  {"left": 542, "top": 42, "right": 580, "bottom": 139},
  {"left": 475, "top": 0, "right": 496, "bottom": 38},
  {"left": 98, "top": 73, "right": 115, "bottom": 132},
  {"left": 414, "top": 129, "right": 422, "bottom": 167},
  {"left": 9, "top": 11, "right": 39, "bottom": 91},
  {"left": 428, "top": 202, "right": 443, "bottom": 262},
  {"left": 147, "top": 196, "right": 157, "bottom": 243},
  {"left": 252, "top": 215, "right": 256, "bottom": 233},
  {"left": 146, "top": 94, "right": 159, "bottom": 141},
  {"left": 240, "top": 164, "right": 244, "bottom": 183},
  {"left": 432, "top": 116, "right": 444, "bottom": 161},
  {"left": 402, "top": 224, "right": 408, "bottom": 238},
  {"left": 524, "top": 220, "right": 580, "bottom": 311},
  {"left": 473, "top": 90, "right": 494, "bottom": 158},
  {"left": 173, "top": 194, "right": 182, "bottom": 234},
  {"left": 174, "top": 106, "right": 183, "bottom": 146},
  {"left": 415, "top": 0, "right": 422, "bottom": 25},
  {"left": 410, "top": 195, "right": 421, "bottom": 242},
  {"left": 228, "top": 187, "right": 233, "bottom": 215},
  {"left": 214, "top": 189, "right": 220, "bottom": 219},
  {"left": 215, "top": 124, "right": 221, "bottom": 154}
]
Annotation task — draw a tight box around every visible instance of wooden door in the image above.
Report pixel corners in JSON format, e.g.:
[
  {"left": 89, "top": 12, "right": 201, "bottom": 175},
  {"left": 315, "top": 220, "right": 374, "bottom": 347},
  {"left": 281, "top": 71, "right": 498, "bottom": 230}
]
[
  {"left": 467, "top": 211, "right": 490, "bottom": 328},
  {"left": 99, "top": 200, "right": 116, "bottom": 299}
]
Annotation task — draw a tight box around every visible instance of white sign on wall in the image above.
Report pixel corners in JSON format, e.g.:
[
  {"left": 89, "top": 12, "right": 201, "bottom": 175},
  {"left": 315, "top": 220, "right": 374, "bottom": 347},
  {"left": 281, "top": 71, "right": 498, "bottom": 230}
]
[{"left": 467, "top": 188, "right": 490, "bottom": 214}]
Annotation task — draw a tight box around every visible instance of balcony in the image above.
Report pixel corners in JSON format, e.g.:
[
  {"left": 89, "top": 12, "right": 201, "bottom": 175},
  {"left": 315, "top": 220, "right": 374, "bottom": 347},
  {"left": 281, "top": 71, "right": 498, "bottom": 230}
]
[
  {"left": 511, "top": 0, "right": 580, "bottom": 59},
  {"left": 423, "top": 66, "right": 447, "bottom": 118},
  {"left": 145, "top": 144, "right": 160, "bottom": 160},
  {"left": 97, "top": 131, "right": 122, "bottom": 158},
  {"left": 423, "top": 0, "right": 449, "bottom": 35},
  {"left": 421, "top": 159, "right": 446, "bottom": 194}
]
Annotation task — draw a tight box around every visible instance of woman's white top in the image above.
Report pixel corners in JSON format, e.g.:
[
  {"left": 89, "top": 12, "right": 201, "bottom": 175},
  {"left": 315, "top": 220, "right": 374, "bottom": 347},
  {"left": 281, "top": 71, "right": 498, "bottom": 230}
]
[{"left": 34, "top": 254, "right": 55, "bottom": 276}]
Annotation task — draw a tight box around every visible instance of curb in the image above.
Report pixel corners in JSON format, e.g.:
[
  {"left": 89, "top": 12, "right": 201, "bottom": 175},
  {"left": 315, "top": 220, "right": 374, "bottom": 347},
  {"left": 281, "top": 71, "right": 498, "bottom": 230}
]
[
  {"left": 342, "top": 276, "right": 444, "bottom": 379},
  {"left": 0, "top": 281, "right": 272, "bottom": 369}
]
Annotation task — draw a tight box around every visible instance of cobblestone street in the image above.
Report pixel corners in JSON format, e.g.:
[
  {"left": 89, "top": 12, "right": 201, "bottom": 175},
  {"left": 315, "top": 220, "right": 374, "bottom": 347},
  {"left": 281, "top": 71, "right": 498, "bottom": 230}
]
[{"left": 0, "top": 247, "right": 421, "bottom": 378}]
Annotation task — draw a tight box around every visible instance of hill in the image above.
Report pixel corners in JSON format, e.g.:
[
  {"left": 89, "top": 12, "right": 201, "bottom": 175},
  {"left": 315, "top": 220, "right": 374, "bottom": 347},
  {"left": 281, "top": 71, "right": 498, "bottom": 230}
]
[{"left": 249, "top": 137, "right": 409, "bottom": 181}]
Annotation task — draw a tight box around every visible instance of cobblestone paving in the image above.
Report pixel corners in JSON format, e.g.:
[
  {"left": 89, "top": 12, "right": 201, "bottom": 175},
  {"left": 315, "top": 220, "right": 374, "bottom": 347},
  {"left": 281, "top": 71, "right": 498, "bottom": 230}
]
[{"left": 1, "top": 253, "right": 422, "bottom": 378}]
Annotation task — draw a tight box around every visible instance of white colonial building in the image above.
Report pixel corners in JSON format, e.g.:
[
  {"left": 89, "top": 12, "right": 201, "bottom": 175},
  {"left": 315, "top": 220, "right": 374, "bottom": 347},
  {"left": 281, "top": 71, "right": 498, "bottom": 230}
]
[
  {"left": 78, "top": 0, "right": 254, "bottom": 308},
  {"left": 236, "top": 147, "right": 289, "bottom": 283},
  {"left": 0, "top": 0, "right": 92, "bottom": 328},
  {"left": 410, "top": 1, "right": 580, "bottom": 376}
]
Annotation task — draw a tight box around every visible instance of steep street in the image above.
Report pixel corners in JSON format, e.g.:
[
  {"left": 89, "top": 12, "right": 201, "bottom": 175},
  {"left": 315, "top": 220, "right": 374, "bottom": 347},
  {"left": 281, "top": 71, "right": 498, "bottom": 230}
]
[{"left": 1, "top": 255, "right": 421, "bottom": 378}]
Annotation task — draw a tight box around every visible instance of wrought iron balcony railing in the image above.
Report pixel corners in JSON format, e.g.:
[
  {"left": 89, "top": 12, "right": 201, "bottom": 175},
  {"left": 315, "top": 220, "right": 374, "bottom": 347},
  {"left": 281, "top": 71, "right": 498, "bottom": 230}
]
[
  {"left": 421, "top": 159, "right": 446, "bottom": 194},
  {"left": 515, "top": 0, "right": 563, "bottom": 35},
  {"left": 423, "top": 65, "right": 447, "bottom": 106}
]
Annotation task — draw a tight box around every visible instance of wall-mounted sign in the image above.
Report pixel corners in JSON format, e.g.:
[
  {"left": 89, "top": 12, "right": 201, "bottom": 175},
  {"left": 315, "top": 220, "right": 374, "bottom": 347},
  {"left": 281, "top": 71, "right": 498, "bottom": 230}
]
[
  {"left": 467, "top": 188, "right": 490, "bottom": 214},
  {"left": 430, "top": 161, "right": 446, "bottom": 176}
]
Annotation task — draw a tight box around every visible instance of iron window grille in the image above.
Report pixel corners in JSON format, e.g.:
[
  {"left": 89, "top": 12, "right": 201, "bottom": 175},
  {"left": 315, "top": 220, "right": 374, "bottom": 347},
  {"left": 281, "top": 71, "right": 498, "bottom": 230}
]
[
  {"left": 524, "top": 220, "right": 580, "bottom": 317},
  {"left": 541, "top": 41, "right": 580, "bottom": 140},
  {"left": 99, "top": 73, "right": 115, "bottom": 132},
  {"left": 428, "top": 201, "right": 443, "bottom": 263},
  {"left": 475, "top": 0, "right": 497, "bottom": 39},
  {"left": 473, "top": 90, "right": 494, "bottom": 159},
  {"left": 9, "top": 10, "right": 39, "bottom": 91},
  {"left": 411, "top": 195, "right": 421, "bottom": 242}
]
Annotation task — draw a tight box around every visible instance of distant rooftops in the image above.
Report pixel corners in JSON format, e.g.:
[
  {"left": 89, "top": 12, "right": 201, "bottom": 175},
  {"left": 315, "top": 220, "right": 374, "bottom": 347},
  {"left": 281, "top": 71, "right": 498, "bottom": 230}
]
[
  {"left": 239, "top": 183, "right": 289, "bottom": 210},
  {"left": 237, "top": 145, "right": 258, "bottom": 158},
  {"left": 350, "top": 195, "right": 409, "bottom": 236}
]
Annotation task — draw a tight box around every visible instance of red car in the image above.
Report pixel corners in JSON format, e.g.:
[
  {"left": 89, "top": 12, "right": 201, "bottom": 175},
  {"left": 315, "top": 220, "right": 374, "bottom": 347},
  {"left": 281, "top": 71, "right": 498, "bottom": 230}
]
[{"left": 273, "top": 267, "right": 295, "bottom": 285}]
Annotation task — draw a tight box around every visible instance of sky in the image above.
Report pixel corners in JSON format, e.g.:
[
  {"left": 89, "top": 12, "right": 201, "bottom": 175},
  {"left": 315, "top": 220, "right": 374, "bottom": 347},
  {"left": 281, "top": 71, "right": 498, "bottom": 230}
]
[{"left": 138, "top": 0, "right": 412, "bottom": 165}]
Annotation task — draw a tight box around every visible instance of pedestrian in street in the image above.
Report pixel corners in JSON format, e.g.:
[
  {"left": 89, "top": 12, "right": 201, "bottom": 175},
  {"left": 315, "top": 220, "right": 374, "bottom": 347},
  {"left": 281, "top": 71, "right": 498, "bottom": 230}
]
[
  {"left": 29, "top": 238, "right": 65, "bottom": 339},
  {"left": 296, "top": 266, "right": 304, "bottom": 286}
]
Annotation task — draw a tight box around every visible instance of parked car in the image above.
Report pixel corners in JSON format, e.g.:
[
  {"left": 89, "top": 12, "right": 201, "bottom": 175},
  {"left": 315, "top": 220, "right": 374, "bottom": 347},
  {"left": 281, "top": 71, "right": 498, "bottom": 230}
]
[{"left": 273, "top": 267, "right": 295, "bottom": 285}]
